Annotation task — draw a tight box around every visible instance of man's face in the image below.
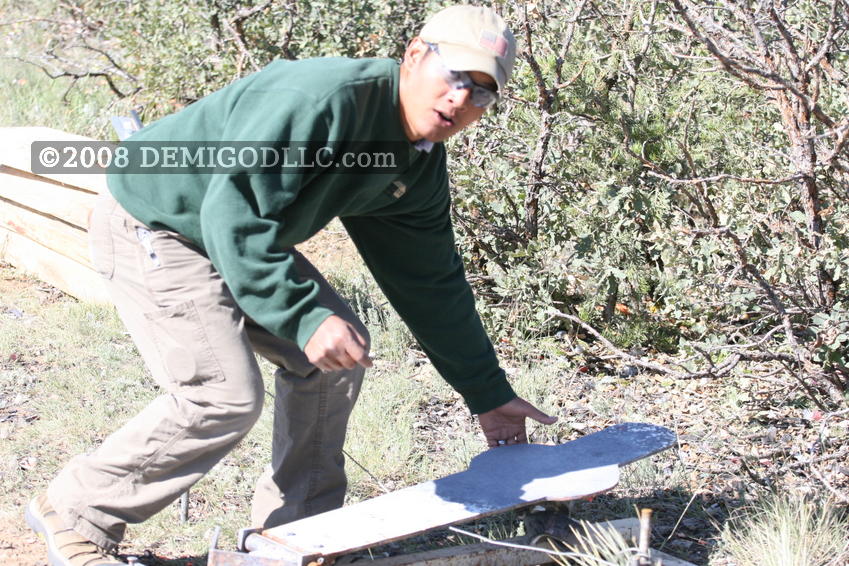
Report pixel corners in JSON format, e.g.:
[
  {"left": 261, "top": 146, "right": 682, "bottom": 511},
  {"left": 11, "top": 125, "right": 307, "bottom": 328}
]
[{"left": 399, "top": 39, "right": 496, "bottom": 143}]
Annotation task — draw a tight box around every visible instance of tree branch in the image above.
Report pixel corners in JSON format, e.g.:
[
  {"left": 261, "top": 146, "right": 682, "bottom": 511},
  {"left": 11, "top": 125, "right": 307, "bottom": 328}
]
[
  {"left": 555, "top": 0, "right": 589, "bottom": 84},
  {"left": 810, "top": 466, "right": 849, "bottom": 504},
  {"left": 647, "top": 170, "right": 804, "bottom": 186},
  {"left": 804, "top": 0, "right": 841, "bottom": 75},
  {"left": 670, "top": 0, "right": 836, "bottom": 128},
  {"left": 9, "top": 55, "right": 133, "bottom": 98}
]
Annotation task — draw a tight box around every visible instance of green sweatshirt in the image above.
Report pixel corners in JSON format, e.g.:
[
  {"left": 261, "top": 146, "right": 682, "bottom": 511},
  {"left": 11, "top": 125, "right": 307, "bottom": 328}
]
[{"left": 107, "top": 57, "right": 515, "bottom": 414}]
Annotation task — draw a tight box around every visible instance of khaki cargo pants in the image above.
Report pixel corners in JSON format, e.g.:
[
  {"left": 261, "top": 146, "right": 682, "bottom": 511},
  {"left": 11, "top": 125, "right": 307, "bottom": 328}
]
[{"left": 47, "top": 191, "right": 366, "bottom": 551}]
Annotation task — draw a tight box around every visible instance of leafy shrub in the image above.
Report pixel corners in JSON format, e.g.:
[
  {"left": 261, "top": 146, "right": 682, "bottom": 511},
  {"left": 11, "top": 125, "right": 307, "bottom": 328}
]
[{"left": 5, "top": 0, "right": 847, "bottom": 405}]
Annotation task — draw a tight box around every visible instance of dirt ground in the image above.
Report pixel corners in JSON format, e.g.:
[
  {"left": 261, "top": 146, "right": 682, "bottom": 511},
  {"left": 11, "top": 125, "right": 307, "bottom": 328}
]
[
  {"left": 1, "top": 268, "right": 51, "bottom": 565},
  {"left": 0, "top": 519, "right": 46, "bottom": 566}
]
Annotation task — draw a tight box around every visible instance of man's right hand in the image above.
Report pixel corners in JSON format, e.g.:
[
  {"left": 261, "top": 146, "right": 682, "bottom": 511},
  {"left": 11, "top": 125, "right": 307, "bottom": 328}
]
[{"left": 304, "top": 315, "right": 373, "bottom": 372}]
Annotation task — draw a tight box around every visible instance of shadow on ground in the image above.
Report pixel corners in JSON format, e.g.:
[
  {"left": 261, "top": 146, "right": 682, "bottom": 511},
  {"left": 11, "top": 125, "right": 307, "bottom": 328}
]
[{"left": 124, "top": 553, "right": 207, "bottom": 566}]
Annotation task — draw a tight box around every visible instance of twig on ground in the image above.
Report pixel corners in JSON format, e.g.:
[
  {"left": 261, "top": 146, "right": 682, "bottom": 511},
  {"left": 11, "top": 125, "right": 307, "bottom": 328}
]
[
  {"left": 809, "top": 466, "right": 849, "bottom": 504},
  {"left": 785, "top": 446, "right": 849, "bottom": 470},
  {"left": 343, "top": 448, "right": 392, "bottom": 495},
  {"left": 637, "top": 509, "right": 652, "bottom": 566},
  {"left": 738, "top": 457, "right": 772, "bottom": 487},
  {"left": 548, "top": 310, "right": 679, "bottom": 376},
  {"left": 660, "top": 490, "right": 701, "bottom": 551}
]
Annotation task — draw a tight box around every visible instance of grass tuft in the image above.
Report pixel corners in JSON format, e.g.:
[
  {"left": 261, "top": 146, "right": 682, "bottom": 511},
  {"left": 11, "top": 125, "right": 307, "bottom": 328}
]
[
  {"left": 716, "top": 493, "right": 849, "bottom": 566},
  {"left": 549, "top": 518, "right": 658, "bottom": 566}
]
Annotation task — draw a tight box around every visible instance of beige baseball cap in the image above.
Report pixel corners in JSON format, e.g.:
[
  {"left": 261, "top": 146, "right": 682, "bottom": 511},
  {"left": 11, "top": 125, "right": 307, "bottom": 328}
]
[{"left": 419, "top": 5, "right": 516, "bottom": 92}]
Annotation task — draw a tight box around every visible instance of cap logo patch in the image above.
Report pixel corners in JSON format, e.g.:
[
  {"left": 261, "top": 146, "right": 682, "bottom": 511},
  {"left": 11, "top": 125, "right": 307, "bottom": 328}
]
[{"left": 479, "top": 30, "right": 508, "bottom": 57}]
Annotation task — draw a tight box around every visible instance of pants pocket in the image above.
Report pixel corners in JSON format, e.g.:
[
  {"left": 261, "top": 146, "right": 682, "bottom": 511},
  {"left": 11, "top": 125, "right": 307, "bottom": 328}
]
[{"left": 144, "top": 300, "right": 225, "bottom": 387}]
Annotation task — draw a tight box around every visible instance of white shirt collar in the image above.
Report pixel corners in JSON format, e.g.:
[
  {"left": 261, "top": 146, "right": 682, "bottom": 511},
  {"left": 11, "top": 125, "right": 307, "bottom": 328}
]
[{"left": 413, "top": 139, "right": 434, "bottom": 153}]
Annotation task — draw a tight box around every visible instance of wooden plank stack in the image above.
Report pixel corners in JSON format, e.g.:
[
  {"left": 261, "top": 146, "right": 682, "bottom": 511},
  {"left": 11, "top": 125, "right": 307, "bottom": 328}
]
[{"left": 0, "top": 127, "right": 111, "bottom": 304}]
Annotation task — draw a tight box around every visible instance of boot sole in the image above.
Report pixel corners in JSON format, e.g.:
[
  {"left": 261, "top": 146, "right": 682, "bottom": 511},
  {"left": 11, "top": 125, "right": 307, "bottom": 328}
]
[
  {"left": 25, "top": 497, "right": 125, "bottom": 566},
  {"left": 25, "top": 497, "right": 66, "bottom": 566}
]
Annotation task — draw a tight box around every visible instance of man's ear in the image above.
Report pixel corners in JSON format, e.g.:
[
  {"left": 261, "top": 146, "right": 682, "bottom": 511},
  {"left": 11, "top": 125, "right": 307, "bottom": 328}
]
[{"left": 403, "top": 37, "right": 428, "bottom": 69}]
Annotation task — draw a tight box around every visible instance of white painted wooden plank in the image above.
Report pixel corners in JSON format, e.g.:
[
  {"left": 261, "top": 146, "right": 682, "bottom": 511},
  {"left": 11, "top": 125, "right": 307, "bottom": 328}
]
[
  {"left": 260, "top": 423, "right": 675, "bottom": 561},
  {"left": 0, "top": 226, "right": 109, "bottom": 304},
  {"left": 0, "top": 199, "right": 91, "bottom": 266},
  {"left": 263, "top": 464, "right": 619, "bottom": 558},
  {"left": 0, "top": 170, "right": 95, "bottom": 229},
  {"left": 0, "top": 126, "right": 109, "bottom": 193}
]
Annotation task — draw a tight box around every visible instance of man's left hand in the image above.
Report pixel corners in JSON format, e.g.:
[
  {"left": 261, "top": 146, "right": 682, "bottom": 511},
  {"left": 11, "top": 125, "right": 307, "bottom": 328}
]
[{"left": 478, "top": 397, "right": 557, "bottom": 448}]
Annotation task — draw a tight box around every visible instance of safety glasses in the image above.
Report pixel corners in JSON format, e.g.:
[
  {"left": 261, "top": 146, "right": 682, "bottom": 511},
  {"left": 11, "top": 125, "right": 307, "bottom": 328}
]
[{"left": 426, "top": 43, "right": 499, "bottom": 109}]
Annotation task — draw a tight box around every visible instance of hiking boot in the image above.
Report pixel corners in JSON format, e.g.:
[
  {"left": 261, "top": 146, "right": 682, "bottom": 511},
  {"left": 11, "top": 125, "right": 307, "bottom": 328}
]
[{"left": 25, "top": 495, "right": 124, "bottom": 566}]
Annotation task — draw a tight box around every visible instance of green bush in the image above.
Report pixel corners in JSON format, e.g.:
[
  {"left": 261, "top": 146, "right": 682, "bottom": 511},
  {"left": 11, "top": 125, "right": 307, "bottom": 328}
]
[{"left": 4, "top": 0, "right": 847, "bottom": 405}]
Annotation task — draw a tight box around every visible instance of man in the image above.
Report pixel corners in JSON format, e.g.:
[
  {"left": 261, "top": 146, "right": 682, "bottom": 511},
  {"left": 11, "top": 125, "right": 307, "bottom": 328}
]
[{"left": 27, "top": 5, "right": 557, "bottom": 565}]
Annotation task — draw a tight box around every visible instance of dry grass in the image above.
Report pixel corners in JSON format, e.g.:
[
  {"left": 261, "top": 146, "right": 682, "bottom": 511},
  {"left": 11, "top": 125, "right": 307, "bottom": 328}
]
[
  {"left": 553, "top": 518, "right": 649, "bottom": 566},
  {"left": 715, "top": 494, "right": 849, "bottom": 566},
  {"left": 2, "top": 255, "right": 849, "bottom": 566}
]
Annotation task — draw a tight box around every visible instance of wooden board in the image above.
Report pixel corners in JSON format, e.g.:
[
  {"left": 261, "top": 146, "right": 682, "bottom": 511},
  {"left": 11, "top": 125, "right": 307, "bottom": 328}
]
[
  {"left": 0, "top": 226, "right": 109, "bottom": 304},
  {"left": 0, "top": 198, "right": 91, "bottom": 267},
  {"left": 335, "top": 535, "right": 558, "bottom": 566},
  {"left": 0, "top": 127, "right": 111, "bottom": 303},
  {"left": 256, "top": 423, "right": 676, "bottom": 563},
  {"left": 216, "top": 516, "right": 697, "bottom": 566},
  {"left": 0, "top": 169, "right": 95, "bottom": 229},
  {"left": 0, "top": 126, "right": 108, "bottom": 193}
]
